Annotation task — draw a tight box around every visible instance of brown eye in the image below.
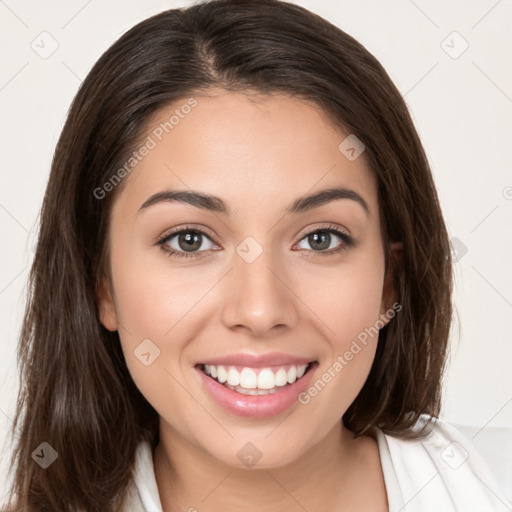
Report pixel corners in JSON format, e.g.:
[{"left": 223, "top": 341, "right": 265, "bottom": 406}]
[
  {"left": 157, "top": 228, "right": 217, "bottom": 260},
  {"left": 296, "top": 227, "right": 354, "bottom": 255}
]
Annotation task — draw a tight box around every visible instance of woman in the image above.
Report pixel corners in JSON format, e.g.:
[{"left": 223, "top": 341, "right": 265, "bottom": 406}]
[{"left": 4, "top": 0, "right": 509, "bottom": 510}]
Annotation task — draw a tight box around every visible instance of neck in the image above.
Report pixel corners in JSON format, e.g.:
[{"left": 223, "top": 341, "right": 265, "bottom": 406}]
[{"left": 153, "top": 419, "right": 381, "bottom": 512}]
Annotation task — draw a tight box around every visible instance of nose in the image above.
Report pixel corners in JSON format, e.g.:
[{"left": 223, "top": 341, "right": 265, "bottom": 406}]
[{"left": 221, "top": 245, "right": 299, "bottom": 337}]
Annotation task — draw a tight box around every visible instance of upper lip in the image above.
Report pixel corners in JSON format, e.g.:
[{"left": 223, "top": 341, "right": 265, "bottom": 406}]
[{"left": 196, "top": 352, "right": 316, "bottom": 368}]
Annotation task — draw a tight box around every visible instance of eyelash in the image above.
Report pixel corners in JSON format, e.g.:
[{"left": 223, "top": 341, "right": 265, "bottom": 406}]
[{"left": 156, "top": 223, "right": 355, "bottom": 261}]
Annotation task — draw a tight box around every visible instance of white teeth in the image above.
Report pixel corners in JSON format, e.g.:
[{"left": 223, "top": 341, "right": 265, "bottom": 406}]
[
  {"left": 297, "top": 364, "right": 307, "bottom": 379},
  {"left": 240, "top": 368, "right": 257, "bottom": 389},
  {"left": 287, "top": 366, "right": 297, "bottom": 384},
  {"left": 224, "top": 383, "right": 280, "bottom": 395},
  {"left": 217, "top": 365, "right": 227, "bottom": 383},
  {"left": 202, "top": 363, "right": 311, "bottom": 390},
  {"left": 227, "top": 367, "right": 240, "bottom": 386},
  {"left": 274, "top": 367, "right": 288, "bottom": 386},
  {"left": 257, "top": 368, "right": 275, "bottom": 389}
]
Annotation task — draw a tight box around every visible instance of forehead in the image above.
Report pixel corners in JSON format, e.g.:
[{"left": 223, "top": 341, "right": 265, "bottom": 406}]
[{"left": 114, "top": 90, "right": 378, "bottom": 219}]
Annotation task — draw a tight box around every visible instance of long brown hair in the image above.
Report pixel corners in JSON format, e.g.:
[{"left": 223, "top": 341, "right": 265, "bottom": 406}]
[{"left": 4, "top": 0, "right": 452, "bottom": 510}]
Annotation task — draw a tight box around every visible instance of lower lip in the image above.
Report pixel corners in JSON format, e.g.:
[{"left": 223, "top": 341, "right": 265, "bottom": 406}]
[{"left": 196, "top": 362, "right": 318, "bottom": 419}]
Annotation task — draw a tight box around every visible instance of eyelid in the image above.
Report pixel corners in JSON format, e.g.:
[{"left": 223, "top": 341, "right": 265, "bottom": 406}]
[
  {"left": 156, "top": 222, "right": 354, "bottom": 258},
  {"left": 295, "top": 222, "right": 351, "bottom": 241},
  {"left": 157, "top": 222, "right": 350, "bottom": 245},
  {"left": 156, "top": 224, "right": 220, "bottom": 246},
  {"left": 292, "top": 223, "right": 355, "bottom": 255}
]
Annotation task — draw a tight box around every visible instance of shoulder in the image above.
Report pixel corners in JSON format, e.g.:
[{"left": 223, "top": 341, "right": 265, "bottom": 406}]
[
  {"left": 118, "top": 481, "right": 147, "bottom": 512},
  {"left": 375, "top": 414, "right": 511, "bottom": 511},
  {"left": 118, "top": 439, "right": 163, "bottom": 512}
]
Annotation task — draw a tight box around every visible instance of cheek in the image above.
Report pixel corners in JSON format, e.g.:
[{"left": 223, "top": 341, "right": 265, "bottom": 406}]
[
  {"left": 301, "top": 255, "right": 385, "bottom": 343},
  {"left": 108, "top": 243, "right": 222, "bottom": 414},
  {"left": 109, "top": 240, "right": 216, "bottom": 342},
  {"left": 110, "top": 257, "right": 202, "bottom": 428},
  {"left": 298, "top": 254, "right": 384, "bottom": 407}
]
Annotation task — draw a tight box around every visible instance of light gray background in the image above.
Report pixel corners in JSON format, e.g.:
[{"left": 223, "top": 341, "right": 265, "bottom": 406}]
[{"left": 1, "top": 0, "right": 511, "bottom": 498}]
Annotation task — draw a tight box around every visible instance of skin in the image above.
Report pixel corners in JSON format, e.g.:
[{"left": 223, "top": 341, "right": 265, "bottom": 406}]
[{"left": 98, "top": 88, "right": 397, "bottom": 511}]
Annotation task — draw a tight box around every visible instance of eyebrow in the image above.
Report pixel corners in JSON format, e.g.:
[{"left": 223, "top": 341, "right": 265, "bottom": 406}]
[{"left": 138, "top": 186, "right": 370, "bottom": 216}]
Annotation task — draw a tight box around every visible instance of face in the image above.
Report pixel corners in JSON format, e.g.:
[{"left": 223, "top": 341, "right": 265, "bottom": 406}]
[{"left": 98, "top": 89, "right": 395, "bottom": 468}]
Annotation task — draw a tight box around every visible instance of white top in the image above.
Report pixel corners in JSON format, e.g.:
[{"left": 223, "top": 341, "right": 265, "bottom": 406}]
[{"left": 122, "top": 415, "right": 511, "bottom": 512}]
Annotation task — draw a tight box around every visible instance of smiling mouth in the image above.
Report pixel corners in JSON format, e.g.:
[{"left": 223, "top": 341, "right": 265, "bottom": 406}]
[{"left": 196, "top": 361, "right": 317, "bottom": 396}]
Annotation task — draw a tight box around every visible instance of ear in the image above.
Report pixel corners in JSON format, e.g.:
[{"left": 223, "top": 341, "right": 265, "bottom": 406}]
[
  {"left": 96, "top": 274, "right": 119, "bottom": 331},
  {"left": 379, "top": 242, "right": 403, "bottom": 319}
]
